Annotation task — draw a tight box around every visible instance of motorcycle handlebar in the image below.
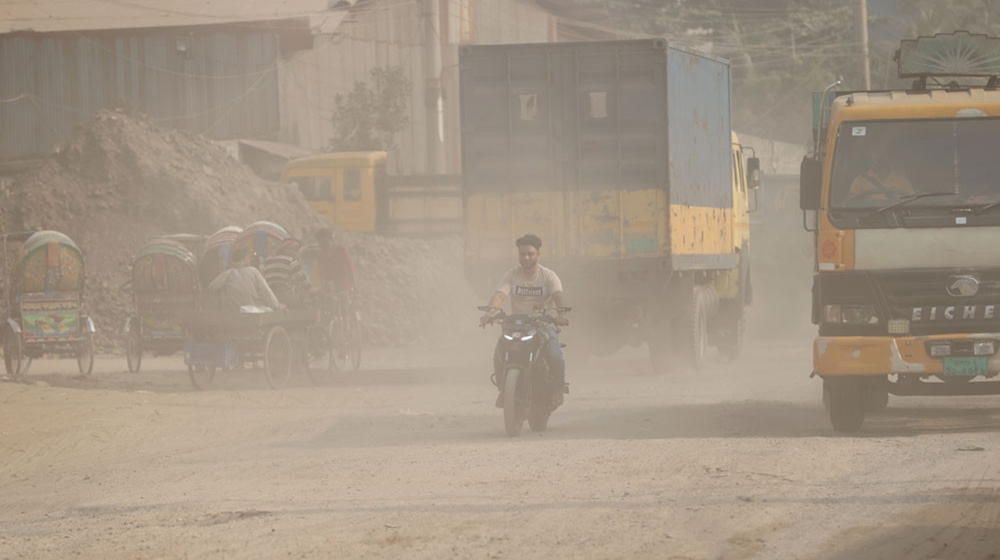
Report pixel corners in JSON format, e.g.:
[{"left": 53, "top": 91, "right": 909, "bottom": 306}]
[{"left": 477, "top": 307, "right": 570, "bottom": 327}]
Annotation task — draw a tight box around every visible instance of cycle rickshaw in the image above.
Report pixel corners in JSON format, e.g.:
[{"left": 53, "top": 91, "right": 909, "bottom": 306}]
[
  {"left": 2, "top": 230, "right": 96, "bottom": 379},
  {"left": 123, "top": 237, "right": 200, "bottom": 372}
]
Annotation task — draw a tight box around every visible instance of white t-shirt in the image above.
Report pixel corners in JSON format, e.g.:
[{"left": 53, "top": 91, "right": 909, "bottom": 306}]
[{"left": 496, "top": 265, "right": 563, "bottom": 314}]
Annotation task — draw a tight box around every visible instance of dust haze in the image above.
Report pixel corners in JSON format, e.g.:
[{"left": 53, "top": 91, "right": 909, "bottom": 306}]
[{"left": 3, "top": 2, "right": 1000, "bottom": 559}]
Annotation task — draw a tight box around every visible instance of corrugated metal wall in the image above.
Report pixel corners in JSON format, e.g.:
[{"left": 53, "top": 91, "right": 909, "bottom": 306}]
[
  {"left": 279, "top": 0, "right": 552, "bottom": 174},
  {"left": 0, "top": 30, "right": 279, "bottom": 159}
]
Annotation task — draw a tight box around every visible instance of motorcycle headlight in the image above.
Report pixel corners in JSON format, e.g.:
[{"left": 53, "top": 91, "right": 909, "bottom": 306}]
[{"left": 823, "top": 304, "right": 879, "bottom": 325}]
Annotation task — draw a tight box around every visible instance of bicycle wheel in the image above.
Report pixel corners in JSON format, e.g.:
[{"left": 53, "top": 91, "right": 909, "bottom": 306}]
[
  {"left": 346, "top": 311, "right": 362, "bottom": 371},
  {"left": 305, "top": 324, "right": 334, "bottom": 385},
  {"left": 77, "top": 332, "right": 94, "bottom": 377},
  {"left": 327, "top": 318, "right": 348, "bottom": 372},
  {"left": 264, "top": 326, "right": 292, "bottom": 389}
]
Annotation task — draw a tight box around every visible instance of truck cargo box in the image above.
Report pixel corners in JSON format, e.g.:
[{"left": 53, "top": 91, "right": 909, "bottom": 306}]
[{"left": 460, "top": 38, "right": 734, "bottom": 286}]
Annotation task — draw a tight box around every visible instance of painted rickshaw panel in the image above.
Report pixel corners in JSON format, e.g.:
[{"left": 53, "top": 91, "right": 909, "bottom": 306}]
[
  {"left": 231, "top": 221, "right": 289, "bottom": 261},
  {"left": 199, "top": 226, "right": 242, "bottom": 288},
  {"left": 18, "top": 231, "right": 84, "bottom": 293},
  {"left": 131, "top": 238, "right": 199, "bottom": 342},
  {"left": 20, "top": 292, "right": 80, "bottom": 341},
  {"left": 12, "top": 231, "right": 89, "bottom": 345}
]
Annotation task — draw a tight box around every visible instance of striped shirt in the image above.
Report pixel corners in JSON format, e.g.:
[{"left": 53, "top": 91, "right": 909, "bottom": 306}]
[{"left": 261, "top": 255, "right": 309, "bottom": 304}]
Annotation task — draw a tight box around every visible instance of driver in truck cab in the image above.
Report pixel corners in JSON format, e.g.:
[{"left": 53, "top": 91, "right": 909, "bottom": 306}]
[
  {"left": 479, "top": 233, "right": 569, "bottom": 409},
  {"left": 847, "top": 142, "right": 915, "bottom": 201}
]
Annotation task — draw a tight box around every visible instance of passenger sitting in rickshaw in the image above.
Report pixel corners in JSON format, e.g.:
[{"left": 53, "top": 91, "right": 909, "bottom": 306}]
[
  {"left": 207, "top": 247, "right": 285, "bottom": 313},
  {"left": 261, "top": 239, "right": 310, "bottom": 309}
]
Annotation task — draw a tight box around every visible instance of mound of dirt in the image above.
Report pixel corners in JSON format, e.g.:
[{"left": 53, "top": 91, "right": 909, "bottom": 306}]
[{"left": 0, "top": 109, "right": 478, "bottom": 353}]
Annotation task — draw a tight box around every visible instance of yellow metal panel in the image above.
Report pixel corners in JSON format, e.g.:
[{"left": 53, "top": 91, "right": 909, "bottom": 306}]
[
  {"left": 311, "top": 201, "right": 336, "bottom": 225},
  {"left": 281, "top": 151, "right": 387, "bottom": 177},
  {"left": 471, "top": 195, "right": 740, "bottom": 261},
  {"left": 814, "top": 334, "right": 1000, "bottom": 376},
  {"left": 575, "top": 190, "right": 620, "bottom": 258},
  {"left": 332, "top": 169, "right": 376, "bottom": 233},
  {"left": 465, "top": 193, "right": 512, "bottom": 262},
  {"left": 467, "top": 189, "right": 667, "bottom": 262},
  {"left": 714, "top": 268, "right": 739, "bottom": 299},
  {"left": 814, "top": 336, "right": 902, "bottom": 376},
  {"left": 669, "top": 205, "right": 734, "bottom": 256},
  {"left": 621, "top": 190, "right": 664, "bottom": 257},
  {"left": 816, "top": 223, "right": 855, "bottom": 271}
]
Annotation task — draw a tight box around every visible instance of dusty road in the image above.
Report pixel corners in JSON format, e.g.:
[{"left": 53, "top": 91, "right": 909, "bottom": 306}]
[{"left": 2, "top": 328, "right": 999, "bottom": 560}]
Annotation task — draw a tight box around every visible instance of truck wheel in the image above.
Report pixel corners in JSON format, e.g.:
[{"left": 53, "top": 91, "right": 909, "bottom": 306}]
[
  {"left": 826, "top": 378, "right": 865, "bottom": 432},
  {"left": 718, "top": 262, "right": 748, "bottom": 360},
  {"left": 717, "top": 310, "right": 745, "bottom": 361},
  {"left": 672, "top": 285, "right": 708, "bottom": 371},
  {"left": 862, "top": 375, "right": 889, "bottom": 412}
]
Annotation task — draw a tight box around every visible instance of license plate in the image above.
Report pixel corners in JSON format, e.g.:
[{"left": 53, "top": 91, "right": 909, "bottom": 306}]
[{"left": 943, "top": 356, "right": 988, "bottom": 377}]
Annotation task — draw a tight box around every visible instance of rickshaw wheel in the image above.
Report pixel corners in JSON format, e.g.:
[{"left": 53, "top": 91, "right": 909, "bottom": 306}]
[
  {"left": 347, "top": 311, "right": 363, "bottom": 371},
  {"left": 126, "top": 326, "right": 142, "bottom": 373},
  {"left": 77, "top": 332, "right": 94, "bottom": 377},
  {"left": 264, "top": 326, "right": 292, "bottom": 389},
  {"left": 188, "top": 364, "right": 216, "bottom": 390},
  {"left": 328, "top": 318, "right": 348, "bottom": 372},
  {"left": 305, "top": 324, "right": 334, "bottom": 386},
  {"left": 4, "top": 329, "right": 24, "bottom": 380}
]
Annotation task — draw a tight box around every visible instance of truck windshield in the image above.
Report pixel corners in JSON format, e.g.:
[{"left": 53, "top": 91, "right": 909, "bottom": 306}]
[{"left": 829, "top": 117, "right": 1000, "bottom": 209}]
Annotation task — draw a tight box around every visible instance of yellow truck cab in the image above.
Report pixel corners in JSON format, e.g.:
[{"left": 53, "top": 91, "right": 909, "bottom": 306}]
[
  {"left": 281, "top": 151, "right": 461, "bottom": 235},
  {"left": 800, "top": 31, "right": 1000, "bottom": 431}
]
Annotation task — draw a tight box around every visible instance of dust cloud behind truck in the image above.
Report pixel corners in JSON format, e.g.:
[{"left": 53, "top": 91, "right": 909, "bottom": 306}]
[{"left": 459, "top": 39, "right": 759, "bottom": 371}]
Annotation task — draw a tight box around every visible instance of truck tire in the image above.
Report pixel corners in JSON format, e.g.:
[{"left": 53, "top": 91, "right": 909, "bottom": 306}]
[
  {"left": 862, "top": 375, "right": 889, "bottom": 412},
  {"left": 826, "top": 377, "right": 865, "bottom": 432},
  {"left": 718, "top": 260, "right": 748, "bottom": 361},
  {"left": 717, "top": 306, "right": 745, "bottom": 361},
  {"left": 672, "top": 285, "right": 709, "bottom": 372}
]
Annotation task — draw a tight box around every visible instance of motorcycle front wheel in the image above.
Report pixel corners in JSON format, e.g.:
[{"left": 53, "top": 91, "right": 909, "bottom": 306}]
[{"left": 503, "top": 367, "right": 526, "bottom": 437}]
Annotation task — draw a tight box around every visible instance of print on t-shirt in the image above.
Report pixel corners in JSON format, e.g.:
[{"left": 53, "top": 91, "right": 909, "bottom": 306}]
[
  {"left": 497, "top": 265, "right": 564, "bottom": 314},
  {"left": 513, "top": 286, "right": 545, "bottom": 297}
]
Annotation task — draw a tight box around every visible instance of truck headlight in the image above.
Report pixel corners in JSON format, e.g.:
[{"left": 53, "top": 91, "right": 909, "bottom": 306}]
[
  {"left": 887, "top": 319, "right": 910, "bottom": 334},
  {"left": 823, "top": 304, "right": 879, "bottom": 325},
  {"left": 974, "top": 341, "right": 996, "bottom": 356},
  {"left": 929, "top": 343, "right": 951, "bottom": 357}
]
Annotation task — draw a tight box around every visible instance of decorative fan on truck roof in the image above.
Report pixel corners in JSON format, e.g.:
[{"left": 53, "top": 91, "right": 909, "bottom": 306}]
[{"left": 896, "top": 31, "right": 1000, "bottom": 89}]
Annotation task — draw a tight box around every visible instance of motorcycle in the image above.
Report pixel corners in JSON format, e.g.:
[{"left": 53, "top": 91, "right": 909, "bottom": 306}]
[{"left": 479, "top": 306, "right": 571, "bottom": 437}]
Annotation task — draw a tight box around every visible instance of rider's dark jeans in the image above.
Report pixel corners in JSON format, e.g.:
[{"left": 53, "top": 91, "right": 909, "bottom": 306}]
[{"left": 493, "top": 325, "right": 565, "bottom": 389}]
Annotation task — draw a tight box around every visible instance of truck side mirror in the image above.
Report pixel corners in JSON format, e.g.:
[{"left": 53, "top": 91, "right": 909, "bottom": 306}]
[
  {"left": 800, "top": 156, "right": 822, "bottom": 211},
  {"left": 746, "top": 157, "right": 761, "bottom": 189}
]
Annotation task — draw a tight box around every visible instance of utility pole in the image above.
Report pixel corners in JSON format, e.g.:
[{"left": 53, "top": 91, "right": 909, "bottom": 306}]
[
  {"left": 859, "top": 0, "right": 871, "bottom": 89},
  {"left": 423, "top": 0, "right": 444, "bottom": 173}
]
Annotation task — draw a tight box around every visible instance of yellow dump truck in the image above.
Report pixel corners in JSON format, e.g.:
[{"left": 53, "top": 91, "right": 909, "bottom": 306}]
[
  {"left": 460, "top": 39, "right": 759, "bottom": 371},
  {"left": 800, "top": 31, "right": 1000, "bottom": 431},
  {"left": 281, "top": 151, "right": 462, "bottom": 235}
]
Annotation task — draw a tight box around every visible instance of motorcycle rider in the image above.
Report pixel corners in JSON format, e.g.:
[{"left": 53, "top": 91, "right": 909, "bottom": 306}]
[{"left": 479, "top": 233, "right": 569, "bottom": 409}]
